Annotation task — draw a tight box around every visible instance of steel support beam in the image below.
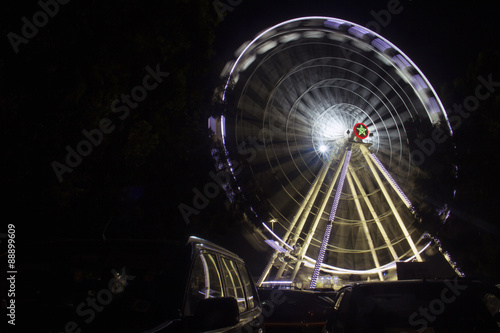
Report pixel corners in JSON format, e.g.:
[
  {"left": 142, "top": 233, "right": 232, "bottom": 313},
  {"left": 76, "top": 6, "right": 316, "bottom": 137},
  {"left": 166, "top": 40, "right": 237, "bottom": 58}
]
[
  {"left": 274, "top": 161, "right": 332, "bottom": 280},
  {"left": 346, "top": 171, "right": 384, "bottom": 281},
  {"left": 369, "top": 153, "right": 413, "bottom": 211},
  {"left": 289, "top": 153, "right": 346, "bottom": 283},
  {"left": 360, "top": 145, "right": 422, "bottom": 261},
  {"left": 348, "top": 165, "right": 399, "bottom": 261},
  {"left": 310, "top": 149, "right": 352, "bottom": 289}
]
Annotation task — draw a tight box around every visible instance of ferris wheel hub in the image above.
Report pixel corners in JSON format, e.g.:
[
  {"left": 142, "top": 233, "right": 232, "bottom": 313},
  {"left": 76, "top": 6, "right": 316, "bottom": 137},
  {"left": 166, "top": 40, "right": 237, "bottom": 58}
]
[{"left": 311, "top": 103, "right": 368, "bottom": 159}]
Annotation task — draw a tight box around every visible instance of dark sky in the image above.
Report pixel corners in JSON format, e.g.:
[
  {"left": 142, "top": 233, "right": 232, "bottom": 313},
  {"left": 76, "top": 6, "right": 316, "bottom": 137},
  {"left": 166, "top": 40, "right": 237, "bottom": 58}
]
[
  {"left": 1, "top": 0, "right": 499, "bottom": 278},
  {"left": 214, "top": 0, "right": 498, "bottom": 90}
]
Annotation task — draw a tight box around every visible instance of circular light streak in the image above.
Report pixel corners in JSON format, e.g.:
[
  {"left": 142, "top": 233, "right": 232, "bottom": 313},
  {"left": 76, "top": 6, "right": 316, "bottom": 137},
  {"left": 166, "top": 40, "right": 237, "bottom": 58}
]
[{"left": 215, "top": 16, "right": 456, "bottom": 278}]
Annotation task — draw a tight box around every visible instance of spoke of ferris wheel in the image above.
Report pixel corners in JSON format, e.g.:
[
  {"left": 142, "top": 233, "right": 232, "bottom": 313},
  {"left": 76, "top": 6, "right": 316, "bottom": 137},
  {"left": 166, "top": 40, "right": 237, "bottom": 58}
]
[
  {"left": 288, "top": 150, "right": 349, "bottom": 283},
  {"left": 273, "top": 158, "right": 333, "bottom": 280},
  {"left": 348, "top": 165, "right": 399, "bottom": 261},
  {"left": 310, "top": 149, "right": 352, "bottom": 289},
  {"left": 368, "top": 152, "right": 414, "bottom": 212},
  {"left": 346, "top": 171, "right": 384, "bottom": 281},
  {"left": 359, "top": 145, "right": 423, "bottom": 262}
]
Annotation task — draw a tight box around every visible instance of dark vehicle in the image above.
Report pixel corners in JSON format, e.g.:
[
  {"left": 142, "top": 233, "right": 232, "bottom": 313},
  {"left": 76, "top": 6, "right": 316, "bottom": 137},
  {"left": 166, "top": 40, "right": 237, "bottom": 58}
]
[
  {"left": 14, "top": 236, "right": 263, "bottom": 332},
  {"left": 324, "top": 279, "right": 500, "bottom": 333},
  {"left": 258, "top": 288, "right": 336, "bottom": 332}
]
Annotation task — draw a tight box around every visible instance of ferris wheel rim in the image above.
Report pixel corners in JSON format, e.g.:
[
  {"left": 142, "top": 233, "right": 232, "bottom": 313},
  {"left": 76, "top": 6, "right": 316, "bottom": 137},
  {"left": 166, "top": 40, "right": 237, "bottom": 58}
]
[
  {"left": 216, "top": 16, "right": 456, "bottom": 277},
  {"left": 221, "top": 16, "right": 453, "bottom": 136}
]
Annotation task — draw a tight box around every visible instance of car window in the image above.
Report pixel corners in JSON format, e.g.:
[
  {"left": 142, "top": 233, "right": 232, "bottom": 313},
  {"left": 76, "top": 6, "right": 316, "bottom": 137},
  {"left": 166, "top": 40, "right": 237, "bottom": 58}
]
[
  {"left": 236, "top": 261, "right": 255, "bottom": 309},
  {"left": 221, "top": 257, "right": 247, "bottom": 312},
  {"left": 186, "top": 251, "right": 224, "bottom": 316}
]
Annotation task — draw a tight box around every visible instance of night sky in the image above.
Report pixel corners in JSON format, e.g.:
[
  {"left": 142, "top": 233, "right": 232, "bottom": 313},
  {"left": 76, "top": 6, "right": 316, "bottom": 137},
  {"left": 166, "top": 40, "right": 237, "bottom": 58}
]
[{"left": 1, "top": 0, "right": 499, "bottom": 281}]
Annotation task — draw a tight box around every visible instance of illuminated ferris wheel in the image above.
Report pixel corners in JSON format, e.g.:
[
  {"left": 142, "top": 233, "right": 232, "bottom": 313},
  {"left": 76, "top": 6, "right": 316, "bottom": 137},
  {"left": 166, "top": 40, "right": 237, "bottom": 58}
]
[{"left": 212, "top": 17, "right": 456, "bottom": 287}]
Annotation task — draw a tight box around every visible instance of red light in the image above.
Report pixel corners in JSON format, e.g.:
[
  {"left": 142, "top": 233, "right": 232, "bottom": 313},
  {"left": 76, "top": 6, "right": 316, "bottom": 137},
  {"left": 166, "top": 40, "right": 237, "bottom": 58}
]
[{"left": 354, "top": 123, "right": 369, "bottom": 139}]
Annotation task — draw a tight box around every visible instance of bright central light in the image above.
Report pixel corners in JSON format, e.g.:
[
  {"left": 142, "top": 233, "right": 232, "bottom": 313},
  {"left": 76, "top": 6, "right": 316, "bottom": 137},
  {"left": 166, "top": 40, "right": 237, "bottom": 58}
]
[{"left": 319, "top": 145, "right": 328, "bottom": 153}]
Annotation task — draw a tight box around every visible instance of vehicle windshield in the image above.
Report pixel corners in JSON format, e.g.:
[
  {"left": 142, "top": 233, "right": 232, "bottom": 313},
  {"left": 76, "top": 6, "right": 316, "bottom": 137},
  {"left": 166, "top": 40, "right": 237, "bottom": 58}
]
[{"left": 17, "top": 239, "right": 188, "bottom": 332}]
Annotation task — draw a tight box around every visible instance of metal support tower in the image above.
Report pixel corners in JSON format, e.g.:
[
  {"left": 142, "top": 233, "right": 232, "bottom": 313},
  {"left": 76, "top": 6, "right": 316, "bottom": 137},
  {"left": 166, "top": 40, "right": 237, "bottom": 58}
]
[
  {"left": 258, "top": 141, "right": 422, "bottom": 288},
  {"left": 310, "top": 149, "right": 352, "bottom": 289}
]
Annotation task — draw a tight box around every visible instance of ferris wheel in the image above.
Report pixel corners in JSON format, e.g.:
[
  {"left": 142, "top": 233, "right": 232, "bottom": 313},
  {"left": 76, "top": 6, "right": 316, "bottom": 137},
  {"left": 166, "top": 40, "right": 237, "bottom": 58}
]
[{"left": 212, "top": 17, "right": 456, "bottom": 287}]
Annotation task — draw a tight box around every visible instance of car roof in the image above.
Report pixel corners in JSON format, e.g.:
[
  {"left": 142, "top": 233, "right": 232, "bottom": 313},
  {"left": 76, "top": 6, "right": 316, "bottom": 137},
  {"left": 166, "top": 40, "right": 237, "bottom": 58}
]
[
  {"left": 336, "top": 278, "right": 499, "bottom": 293},
  {"left": 187, "top": 235, "right": 243, "bottom": 261}
]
